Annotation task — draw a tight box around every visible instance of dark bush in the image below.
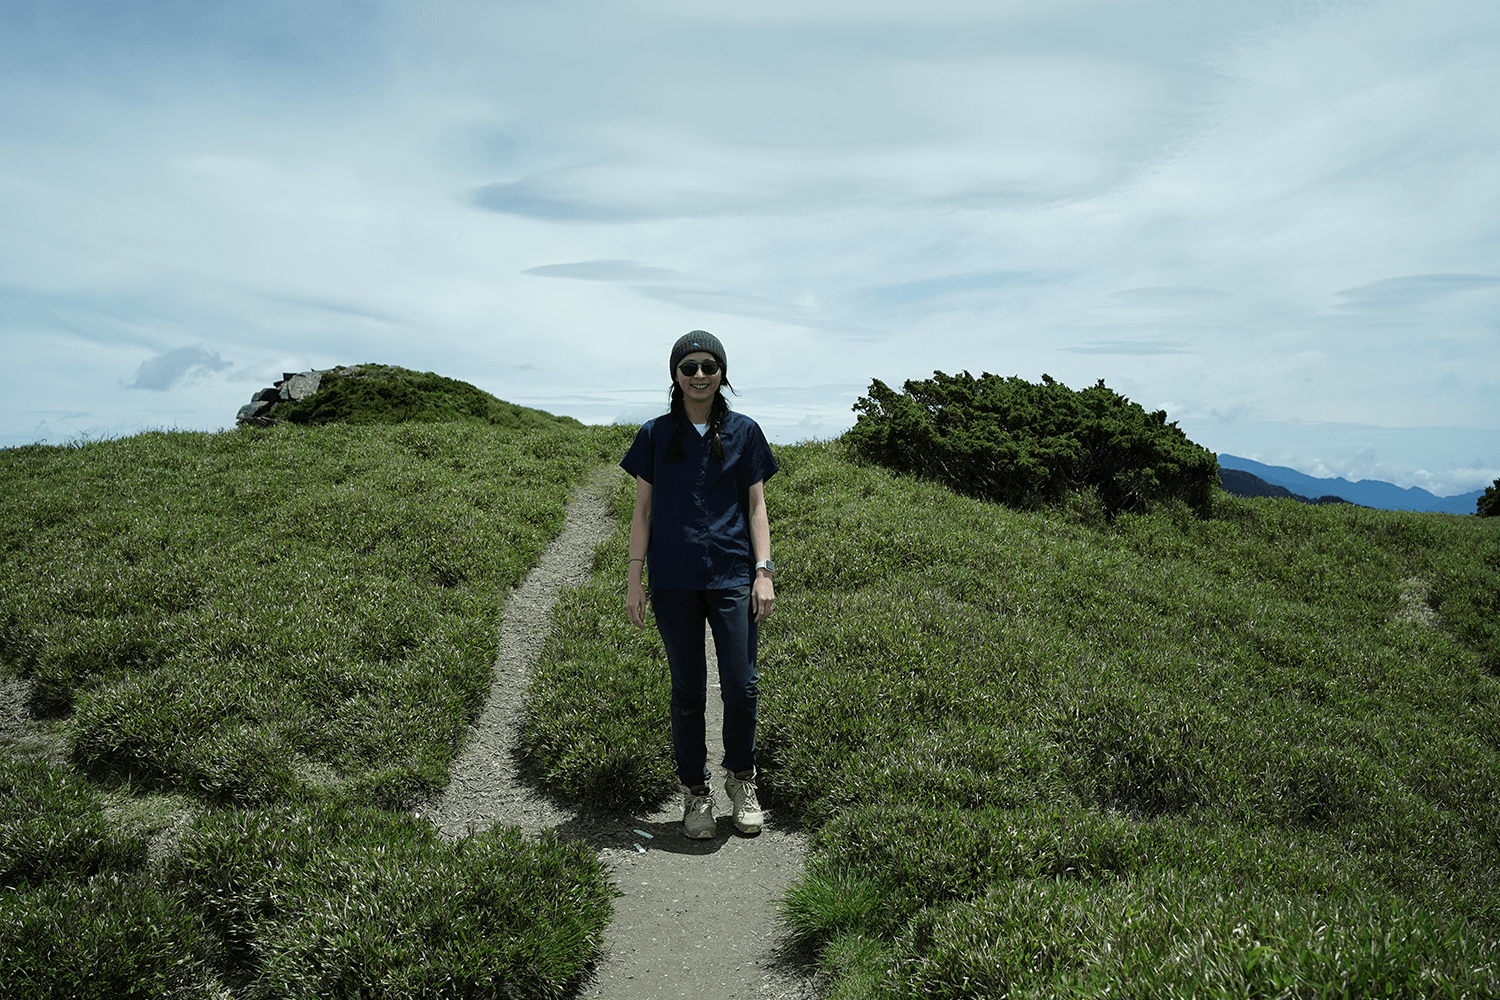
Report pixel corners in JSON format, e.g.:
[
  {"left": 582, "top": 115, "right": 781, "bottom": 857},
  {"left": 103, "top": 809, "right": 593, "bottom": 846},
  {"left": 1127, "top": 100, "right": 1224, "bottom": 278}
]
[
  {"left": 846, "top": 371, "right": 1219, "bottom": 516},
  {"left": 1478, "top": 477, "right": 1499, "bottom": 517}
]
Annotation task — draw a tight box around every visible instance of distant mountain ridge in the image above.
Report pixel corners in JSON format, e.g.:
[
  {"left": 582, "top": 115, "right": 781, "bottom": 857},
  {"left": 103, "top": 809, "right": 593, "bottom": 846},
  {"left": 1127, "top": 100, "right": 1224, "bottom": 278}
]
[
  {"left": 1217, "top": 455, "right": 1483, "bottom": 514},
  {"left": 1217, "top": 469, "right": 1352, "bottom": 507}
]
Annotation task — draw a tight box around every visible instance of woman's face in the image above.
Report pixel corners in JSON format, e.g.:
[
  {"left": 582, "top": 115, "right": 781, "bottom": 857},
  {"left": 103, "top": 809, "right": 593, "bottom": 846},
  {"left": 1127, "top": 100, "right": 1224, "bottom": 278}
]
[{"left": 675, "top": 350, "right": 723, "bottom": 407}]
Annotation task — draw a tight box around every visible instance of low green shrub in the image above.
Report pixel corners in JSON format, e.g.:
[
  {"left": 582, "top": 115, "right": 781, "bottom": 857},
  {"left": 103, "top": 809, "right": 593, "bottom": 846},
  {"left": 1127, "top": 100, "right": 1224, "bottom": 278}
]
[
  {"left": 163, "top": 801, "right": 614, "bottom": 999},
  {"left": 267, "top": 364, "right": 582, "bottom": 430},
  {"left": 1050, "top": 696, "right": 1223, "bottom": 818},
  {"left": 0, "top": 798, "right": 617, "bottom": 1000},
  {"left": 888, "top": 879, "right": 1498, "bottom": 999},
  {"left": 0, "top": 759, "right": 148, "bottom": 887},
  {"left": 0, "top": 873, "right": 217, "bottom": 999},
  {"left": 1430, "top": 539, "right": 1500, "bottom": 669},
  {"left": 846, "top": 371, "right": 1219, "bottom": 516}
]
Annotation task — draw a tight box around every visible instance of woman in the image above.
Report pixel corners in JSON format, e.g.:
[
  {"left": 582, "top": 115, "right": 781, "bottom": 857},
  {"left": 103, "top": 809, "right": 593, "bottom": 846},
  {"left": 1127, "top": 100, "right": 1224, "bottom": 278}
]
[{"left": 621, "top": 331, "right": 778, "bottom": 838}]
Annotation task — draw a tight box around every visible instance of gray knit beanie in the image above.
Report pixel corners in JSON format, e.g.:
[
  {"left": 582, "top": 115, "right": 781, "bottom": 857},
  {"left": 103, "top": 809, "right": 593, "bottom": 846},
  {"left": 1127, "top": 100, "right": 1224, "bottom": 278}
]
[{"left": 669, "top": 330, "right": 727, "bottom": 376}]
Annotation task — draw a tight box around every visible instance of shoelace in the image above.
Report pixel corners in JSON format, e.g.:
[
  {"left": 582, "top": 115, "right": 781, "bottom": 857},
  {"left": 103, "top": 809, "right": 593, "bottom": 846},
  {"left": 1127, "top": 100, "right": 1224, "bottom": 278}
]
[{"left": 731, "top": 777, "right": 760, "bottom": 808}]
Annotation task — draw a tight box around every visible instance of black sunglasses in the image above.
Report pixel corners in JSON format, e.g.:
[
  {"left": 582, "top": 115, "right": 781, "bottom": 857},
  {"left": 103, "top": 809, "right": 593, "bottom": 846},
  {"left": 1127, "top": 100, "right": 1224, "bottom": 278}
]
[{"left": 677, "top": 360, "right": 722, "bottom": 377}]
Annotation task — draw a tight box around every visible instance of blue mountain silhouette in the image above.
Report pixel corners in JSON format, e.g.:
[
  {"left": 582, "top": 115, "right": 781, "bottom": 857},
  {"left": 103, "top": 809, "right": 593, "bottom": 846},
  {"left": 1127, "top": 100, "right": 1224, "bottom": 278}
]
[{"left": 1217, "top": 455, "right": 1483, "bottom": 514}]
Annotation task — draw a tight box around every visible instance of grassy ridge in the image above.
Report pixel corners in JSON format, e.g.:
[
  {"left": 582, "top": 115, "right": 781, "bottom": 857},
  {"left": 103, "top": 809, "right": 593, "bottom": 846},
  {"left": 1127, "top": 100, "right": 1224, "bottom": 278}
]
[
  {"left": 267, "top": 364, "right": 584, "bottom": 430},
  {"left": 1, "top": 421, "right": 629, "bottom": 998},
  {"left": 526, "top": 439, "right": 1500, "bottom": 997}
]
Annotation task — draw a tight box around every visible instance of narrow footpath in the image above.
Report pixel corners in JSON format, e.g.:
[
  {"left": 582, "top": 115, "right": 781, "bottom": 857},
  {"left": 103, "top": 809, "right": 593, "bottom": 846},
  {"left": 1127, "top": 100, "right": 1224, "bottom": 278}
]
[{"left": 423, "top": 466, "right": 821, "bottom": 1000}]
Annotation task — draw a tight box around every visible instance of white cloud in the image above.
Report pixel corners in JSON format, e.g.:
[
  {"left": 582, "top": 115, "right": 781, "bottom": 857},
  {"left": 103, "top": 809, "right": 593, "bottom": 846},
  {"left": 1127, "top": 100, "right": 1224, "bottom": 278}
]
[
  {"left": 1334, "top": 273, "right": 1500, "bottom": 310},
  {"left": 0, "top": 0, "right": 1494, "bottom": 497},
  {"left": 124, "top": 345, "right": 233, "bottom": 391}
]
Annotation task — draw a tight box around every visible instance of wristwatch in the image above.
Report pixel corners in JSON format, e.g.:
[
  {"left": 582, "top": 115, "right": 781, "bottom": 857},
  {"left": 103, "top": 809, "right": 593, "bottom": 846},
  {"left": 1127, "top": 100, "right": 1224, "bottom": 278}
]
[{"left": 755, "top": 559, "right": 775, "bottom": 576}]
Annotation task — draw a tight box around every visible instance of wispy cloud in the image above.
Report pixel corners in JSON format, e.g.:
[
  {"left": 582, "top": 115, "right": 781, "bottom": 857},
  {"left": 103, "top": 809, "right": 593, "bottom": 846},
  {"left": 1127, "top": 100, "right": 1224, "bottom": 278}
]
[
  {"left": 1061, "top": 340, "right": 1197, "bottom": 355},
  {"left": 472, "top": 180, "right": 669, "bottom": 224},
  {"left": 859, "top": 272, "right": 1029, "bottom": 308},
  {"left": 522, "top": 260, "right": 691, "bottom": 282},
  {"left": 124, "top": 346, "right": 232, "bottom": 392},
  {"left": 1334, "top": 273, "right": 1500, "bottom": 310},
  {"left": 523, "top": 259, "right": 886, "bottom": 338},
  {"left": 0, "top": 0, "right": 1494, "bottom": 493},
  {"left": 634, "top": 287, "right": 885, "bottom": 339},
  {"left": 1108, "top": 287, "right": 1232, "bottom": 304}
]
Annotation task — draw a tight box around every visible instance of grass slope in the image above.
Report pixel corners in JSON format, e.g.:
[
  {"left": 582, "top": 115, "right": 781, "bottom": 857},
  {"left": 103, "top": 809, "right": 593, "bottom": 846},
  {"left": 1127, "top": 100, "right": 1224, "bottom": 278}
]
[
  {"left": 525, "top": 439, "right": 1500, "bottom": 998},
  {"left": 1, "top": 419, "right": 630, "bottom": 999}
]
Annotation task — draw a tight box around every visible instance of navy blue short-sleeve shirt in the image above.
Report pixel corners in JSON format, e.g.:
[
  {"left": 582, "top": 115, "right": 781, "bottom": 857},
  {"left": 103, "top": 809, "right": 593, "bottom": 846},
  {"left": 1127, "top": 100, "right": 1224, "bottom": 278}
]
[{"left": 620, "top": 410, "right": 778, "bottom": 591}]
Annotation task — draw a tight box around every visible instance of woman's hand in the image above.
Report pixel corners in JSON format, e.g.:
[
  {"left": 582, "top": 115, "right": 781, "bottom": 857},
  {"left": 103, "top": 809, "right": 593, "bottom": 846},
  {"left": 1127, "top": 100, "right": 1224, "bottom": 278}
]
[
  {"left": 626, "top": 579, "right": 649, "bottom": 629},
  {"left": 751, "top": 574, "right": 775, "bottom": 622},
  {"left": 626, "top": 476, "right": 652, "bottom": 630},
  {"left": 747, "top": 479, "right": 775, "bottom": 623}
]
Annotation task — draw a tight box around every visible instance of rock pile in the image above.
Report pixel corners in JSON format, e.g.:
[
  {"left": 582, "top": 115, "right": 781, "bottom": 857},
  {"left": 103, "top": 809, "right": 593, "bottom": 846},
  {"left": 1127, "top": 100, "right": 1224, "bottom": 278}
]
[{"left": 235, "top": 370, "right": 327, "bottom": 426}]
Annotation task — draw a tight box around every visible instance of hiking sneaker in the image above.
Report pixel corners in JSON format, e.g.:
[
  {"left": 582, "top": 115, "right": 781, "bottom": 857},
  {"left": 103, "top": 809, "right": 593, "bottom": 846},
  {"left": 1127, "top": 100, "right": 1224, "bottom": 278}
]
[
  {"left": 724, "top": 769, "right": 764, "bottom": 834},
  {"left": 682, "top": 784, "right": 716, "bottom": 839}
]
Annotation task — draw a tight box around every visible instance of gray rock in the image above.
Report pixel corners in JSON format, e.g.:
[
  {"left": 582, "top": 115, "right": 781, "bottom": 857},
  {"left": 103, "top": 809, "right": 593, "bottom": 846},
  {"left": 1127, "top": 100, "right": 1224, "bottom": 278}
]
[
  {"left": 280, "top": 371, "right": 323, "bottom": 401},
  {"left": 236, "top": 400, "right": 276, "bottom": 426},
  {"left": 239, "top": 368, "right": 331, "bottom": 425}
]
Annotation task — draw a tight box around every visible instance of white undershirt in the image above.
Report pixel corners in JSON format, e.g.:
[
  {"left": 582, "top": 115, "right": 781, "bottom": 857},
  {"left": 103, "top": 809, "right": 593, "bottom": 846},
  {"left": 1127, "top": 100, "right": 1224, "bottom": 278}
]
[{"left": 693, "top": 422, "right": 708, "bottom": 436}]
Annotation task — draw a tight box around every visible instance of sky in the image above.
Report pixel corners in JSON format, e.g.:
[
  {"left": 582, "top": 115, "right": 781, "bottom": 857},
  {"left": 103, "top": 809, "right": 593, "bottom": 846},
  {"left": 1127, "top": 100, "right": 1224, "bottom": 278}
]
[{"left": 1, "top": 0, "right": 1496, "bottom": 496}]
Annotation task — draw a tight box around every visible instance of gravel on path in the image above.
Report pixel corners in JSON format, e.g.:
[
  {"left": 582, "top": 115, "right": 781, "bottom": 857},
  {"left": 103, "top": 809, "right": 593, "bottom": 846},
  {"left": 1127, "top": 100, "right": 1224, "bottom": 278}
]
[{"left": 423, "top": 465, "right": 823, "bottom": 1000}]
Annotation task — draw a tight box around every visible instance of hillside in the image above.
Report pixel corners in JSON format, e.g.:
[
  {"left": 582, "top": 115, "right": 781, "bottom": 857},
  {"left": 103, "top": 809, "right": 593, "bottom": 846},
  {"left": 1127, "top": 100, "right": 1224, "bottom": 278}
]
[
  {"left": 240, "top": 363, "right": 581, "bottom": 431},
  {"left": 4, "top": 402, "right": 1499, "bottom": 998},
  {"left": 0, "top": 417, "right": 629, "bottom": 998},
  {"left": 527, "top": 438, "right": 1500, "bottom": 998}
]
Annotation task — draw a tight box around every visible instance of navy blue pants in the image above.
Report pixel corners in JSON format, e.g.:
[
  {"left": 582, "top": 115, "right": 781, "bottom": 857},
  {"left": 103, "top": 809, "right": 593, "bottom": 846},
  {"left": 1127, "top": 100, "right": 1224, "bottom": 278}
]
[{"left": 651, "top": 586, "right": 759, "bottom": 787}]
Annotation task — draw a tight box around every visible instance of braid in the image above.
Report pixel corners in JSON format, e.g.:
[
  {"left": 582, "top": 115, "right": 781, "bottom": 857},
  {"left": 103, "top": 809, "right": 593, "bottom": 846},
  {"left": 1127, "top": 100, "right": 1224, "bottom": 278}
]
[
  {"left": 666, "top": 383, "right": 687, "bottom": 464},
  {"left": 707, "top": 391, "right": 729, "bottom": 462}
]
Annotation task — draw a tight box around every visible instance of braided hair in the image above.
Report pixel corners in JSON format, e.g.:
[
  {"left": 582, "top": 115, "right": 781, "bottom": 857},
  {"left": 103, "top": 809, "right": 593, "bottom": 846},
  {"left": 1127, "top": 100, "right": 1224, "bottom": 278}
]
[{"left": 666, "top": 377, "right": 734, "bottom": 464}]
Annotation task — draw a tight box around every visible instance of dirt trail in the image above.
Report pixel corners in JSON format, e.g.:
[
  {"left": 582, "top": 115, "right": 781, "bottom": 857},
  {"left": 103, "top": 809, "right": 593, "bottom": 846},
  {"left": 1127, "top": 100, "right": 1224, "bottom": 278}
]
[{"left": 424, "top": 465, "right": 820, "bottom": 1000}]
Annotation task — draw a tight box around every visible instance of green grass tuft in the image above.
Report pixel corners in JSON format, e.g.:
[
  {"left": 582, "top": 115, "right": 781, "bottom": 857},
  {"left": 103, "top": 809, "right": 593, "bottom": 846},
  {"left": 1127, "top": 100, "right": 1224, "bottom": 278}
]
[
  {"left": 0, "top": 872, "right": 218, "bottom": 999},
  {"left": 0, "top": 758, "right": 149, "bottom": 886},
  {"left": 163, "top": 801, "right": 614, "bottom": 999}
]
